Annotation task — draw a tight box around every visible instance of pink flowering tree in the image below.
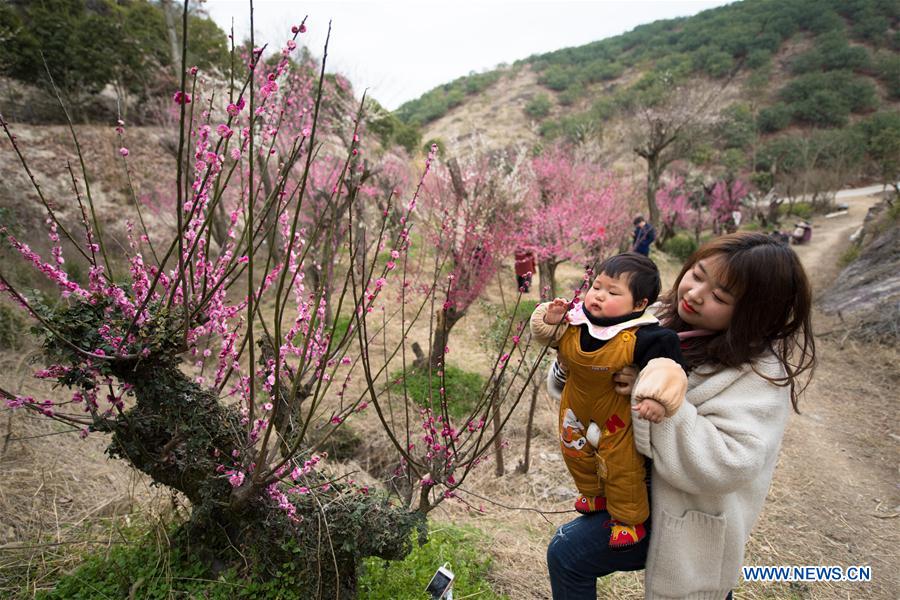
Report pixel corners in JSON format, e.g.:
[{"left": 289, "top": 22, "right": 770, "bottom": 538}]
[
  {"left": 414, "top": 149, "right": 526, "bottom": 369},
  {"left": 655, "top": 174, "right": 692, "bottom": 246},
  {"left": 709, "top": 176, "right": 750, "bottom": 234},
  {"left": 0, "top": 11, "right": 541, "bottom": 595},
  {"left": 516, "top": 145, "right": 634, "bottom": 298}
]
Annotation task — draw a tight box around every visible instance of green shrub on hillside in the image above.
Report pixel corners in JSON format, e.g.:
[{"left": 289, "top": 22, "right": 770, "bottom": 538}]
[
  {"left": 524, "top": 94, "right": 553, "bottom": 119},
  {"left": 539, "top": 112, "right": 602, "bottom": 144},
  {"left": 850, "top": 12, "right": 890, "bottom": 45},
  {"left": 557, "top": 88, "right": 580, "bottom": 106},
  {"left": 875, "top": 54, "right": 900, "bottom": 99},
  {"left": 718, "top": 104, "right": 755, "bottom": 150},
  {"left": 855, "top": 111, "right": 900, "bottom": 189},
  {"left": 395, "top": 71, "right": 502, "bottom": 126},
  {"left": 790, "top": 31, "right": 873, "bottom": 74},
  {"left": 538, "top": 64, "right": 579, "bottom": 92},
  {"left": 366, "top": 99, "right": 423, "bottom": 154},
  {"left": 745, "top": 48, "right": 773, "bottom": 70},
  {"left": 757, "top": 103, "right": 792, "bottom": 133},
  {"left": 691, "top": 46, "right": 735, "bottom": 78},
  {"left": 779, "top": 70, "right": 878, "bottom": 127},
  {"left": 583, "top": 60, "right": 625, "bottom": 83}
]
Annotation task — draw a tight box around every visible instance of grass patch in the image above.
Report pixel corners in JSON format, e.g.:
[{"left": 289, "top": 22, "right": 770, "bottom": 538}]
[
  {"left": 481, "top": 297, "right": 539, "bottom": 354},
  {"left": 779, "top": 201, "right": 814, "bottom": 220},
  {"left": 332, "top": 313, "right": 353, "bottom": 343},
  {"left": 28, "top": 518, "right": 503, "bottom": 600},
  {"left": 359, "top": 524, "right": 506, "bottom": 599},
  {"left": 838, "top": 244, "right": 861, "bottom": 268},
  {"left": 28, "top": 519, "right": 256, "bottom": 600},
  {"left": 388, "top": 365, "right": 485, "bottom": 420}
]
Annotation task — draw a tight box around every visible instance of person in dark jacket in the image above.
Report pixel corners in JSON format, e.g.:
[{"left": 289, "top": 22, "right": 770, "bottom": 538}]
[{"left": 632, "top": 216, "right": 656, "bottom": 257}]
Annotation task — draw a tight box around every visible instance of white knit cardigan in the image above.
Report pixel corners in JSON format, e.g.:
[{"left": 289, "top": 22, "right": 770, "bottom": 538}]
[{"left": 631, "top": 354, "right": 791, "bottom": 600}]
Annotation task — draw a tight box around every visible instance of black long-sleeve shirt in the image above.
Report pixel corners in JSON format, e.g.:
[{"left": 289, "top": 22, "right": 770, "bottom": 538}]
[{"left": 578, "top": 306, "right": 687, "bottom": 371}]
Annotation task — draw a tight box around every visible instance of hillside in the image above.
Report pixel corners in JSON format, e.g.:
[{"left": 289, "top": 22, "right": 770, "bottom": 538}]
[{"left": 398, "top": 0, "right": 899, "bottom": 189}]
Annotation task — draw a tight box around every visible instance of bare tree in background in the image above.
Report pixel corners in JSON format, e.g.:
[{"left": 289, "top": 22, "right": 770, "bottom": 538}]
[{"left": 630, "top": 72, "right": 725, "bottom": 230}]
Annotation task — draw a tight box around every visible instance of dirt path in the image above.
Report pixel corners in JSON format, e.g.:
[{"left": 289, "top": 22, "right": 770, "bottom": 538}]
[{"left": 740, "top": 193, "right": 900, "bottom": 599}]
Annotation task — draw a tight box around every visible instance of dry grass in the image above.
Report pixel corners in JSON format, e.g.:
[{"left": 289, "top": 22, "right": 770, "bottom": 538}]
[{"left": 0, "top": 347, "right": 179, "bottom": 597}]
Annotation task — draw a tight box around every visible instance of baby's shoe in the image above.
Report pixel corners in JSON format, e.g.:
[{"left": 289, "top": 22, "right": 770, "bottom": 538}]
[
  {"left": 574, "top": 495, "right": 606, "bottom": 514},
  {"left": 608, "top": 520, "right": 647, "bottom": 550}
]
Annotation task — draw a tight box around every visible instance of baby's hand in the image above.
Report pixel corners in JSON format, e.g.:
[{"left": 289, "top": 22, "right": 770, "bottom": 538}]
[
  {"left": 633, "top": 398, "right": 665, "bottom": 423},
  {"left": 543, "top": 298, "right": 569, "bottom": 325}
]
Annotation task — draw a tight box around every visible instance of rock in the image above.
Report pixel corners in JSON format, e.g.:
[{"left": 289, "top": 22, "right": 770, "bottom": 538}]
[{"left": 821, "top": 201, "right": 900, "bottom": 324}]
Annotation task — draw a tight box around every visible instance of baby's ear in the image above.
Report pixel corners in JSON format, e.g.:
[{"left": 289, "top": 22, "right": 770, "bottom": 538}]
[{"left": 634, "top": 298, "right": 649, "bottom": 311}]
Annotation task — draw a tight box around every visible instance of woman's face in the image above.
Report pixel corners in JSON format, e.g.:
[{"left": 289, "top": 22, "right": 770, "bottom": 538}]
[{"left": 676, "top": 255, "right": 736, "bottom": 332}]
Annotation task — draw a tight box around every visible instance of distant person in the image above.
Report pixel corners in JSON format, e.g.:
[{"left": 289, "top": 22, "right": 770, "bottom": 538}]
[
  {"left": 514, "top": 247, "right": 536, "bottom": 293},
  {"left": 546, "top": 233, "right": 816, "bottom": 600},
  {"left": 632, "top": 216, "right": 655, "bottom": 257},
  {"left": 531, "top": 253, "right": 688, "bottom": 550}
]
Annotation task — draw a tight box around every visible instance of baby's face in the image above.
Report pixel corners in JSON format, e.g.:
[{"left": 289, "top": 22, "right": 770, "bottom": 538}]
[{"left": 583, "top": 272, "right": 640, "bottom": 319}]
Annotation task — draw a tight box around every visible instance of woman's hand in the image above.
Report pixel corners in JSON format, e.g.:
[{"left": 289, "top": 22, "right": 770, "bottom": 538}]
[{"left": 613, "top": 365, "right": 637, "bottom": 396}]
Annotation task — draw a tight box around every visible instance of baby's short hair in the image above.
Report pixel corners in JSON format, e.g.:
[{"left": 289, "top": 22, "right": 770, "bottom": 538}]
[{"left": 596, "top": 252, "right": 661, "bottom": 305}]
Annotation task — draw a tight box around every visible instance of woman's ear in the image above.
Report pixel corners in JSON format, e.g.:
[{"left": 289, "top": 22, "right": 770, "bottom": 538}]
[{"left": 634, "top": 298, "right": 649, "bottom": 311}]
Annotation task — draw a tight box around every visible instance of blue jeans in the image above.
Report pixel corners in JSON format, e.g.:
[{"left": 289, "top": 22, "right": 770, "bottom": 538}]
[
  {"left": 546, "top": 511, "right": 649, "bottom": 599},
  {"left": 546, "top": 512, "right": 734, "bottom": 599}
]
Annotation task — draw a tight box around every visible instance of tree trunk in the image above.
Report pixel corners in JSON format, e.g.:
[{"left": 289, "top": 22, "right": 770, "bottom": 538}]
[
  {"left": 420, "top": 308, "right": 464, "bottom": 370},
  {"left": 516, "top": 381, "right": 540, "bottom": 474},
  {"left": 210, "top": 195, "right": 229, "bottom": 250},
  {"left": 258, "top": 164, "right": 285, "bottom": 264},
  {"left": 42, "top": 301, "right": 421, "bottom": 596},
  {"left": 695, "top": 205, "right": 703, "bottom": 244},
  {"left": 538, "top": 260, "right": 558, "bottom": 299},
  {"left": 645, "top": 154, "right": 662, "bottom": 230},
  {"left": 658, "top": 220, "right": 676, "bottom": 248}
]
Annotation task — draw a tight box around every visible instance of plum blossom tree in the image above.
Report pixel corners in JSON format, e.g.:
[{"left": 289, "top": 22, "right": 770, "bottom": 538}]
[
  {"left": 515, "top": 144, "right": 634, "bottom": 298},
  {"left": 414, "top": 148, "right": 526, "bottom": 369},
  {"left": 0, "top": 10, "right": 539, "bottom": 595},
  {"left": 709, "top": 176, "right": 750, "bottom": 234},
  {"left": 655, "top": 174, "right": 692, "bottom": 246}
]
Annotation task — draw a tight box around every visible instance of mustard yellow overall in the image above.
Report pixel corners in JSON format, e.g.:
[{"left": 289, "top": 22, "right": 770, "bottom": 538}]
[{"left": 557, "top": 325, "right": 649, "bottom": 525}]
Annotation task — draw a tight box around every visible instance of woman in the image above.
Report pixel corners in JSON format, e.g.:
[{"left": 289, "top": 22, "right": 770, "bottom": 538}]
[{"left": 546, "top": 233, "right": 816, "bottom": 599}]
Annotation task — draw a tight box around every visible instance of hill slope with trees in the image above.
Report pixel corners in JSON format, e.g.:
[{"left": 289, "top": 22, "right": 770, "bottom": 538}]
[{"left": 397, "top": 0, "right": 899, "bottom": 212}]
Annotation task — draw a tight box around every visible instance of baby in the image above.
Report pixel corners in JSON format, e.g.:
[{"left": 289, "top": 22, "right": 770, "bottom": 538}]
[{"left": 531, "top": 252, "right": 687, "bottom": 549}]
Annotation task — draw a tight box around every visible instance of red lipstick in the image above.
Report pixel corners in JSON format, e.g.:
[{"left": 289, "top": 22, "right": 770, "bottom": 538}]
[{"left": 681, "top": 299, "right": 697, "bottom": 315}]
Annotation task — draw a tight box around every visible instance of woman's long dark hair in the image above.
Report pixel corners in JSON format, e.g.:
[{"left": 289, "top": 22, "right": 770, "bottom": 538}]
[{"left": 657, "top": 233, "right": 816, "bottom": 412}]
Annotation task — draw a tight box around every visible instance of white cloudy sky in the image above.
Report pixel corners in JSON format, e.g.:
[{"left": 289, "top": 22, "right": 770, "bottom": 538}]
[{"left": 203, "top": 1, "right": 734, "bottom": 110}]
